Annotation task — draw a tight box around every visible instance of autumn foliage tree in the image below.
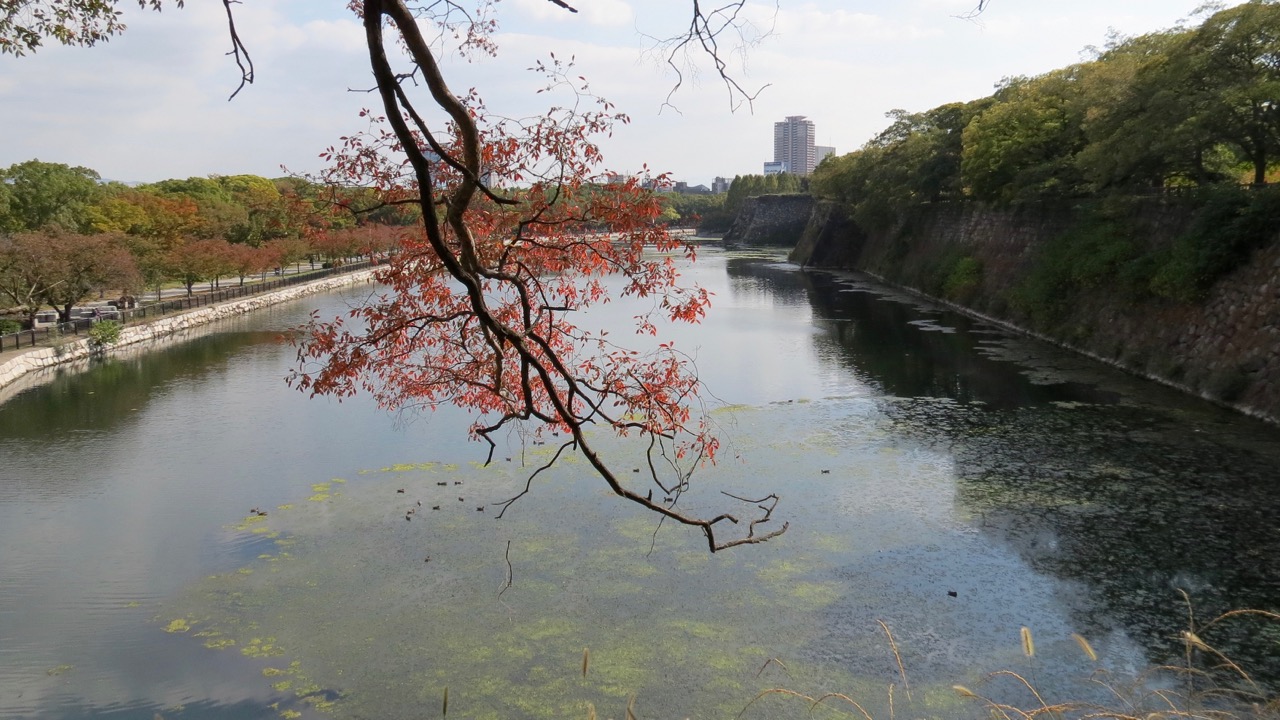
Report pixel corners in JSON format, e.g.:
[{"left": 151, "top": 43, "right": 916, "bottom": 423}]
[
  {"left": 0, "top": 230, "right": 139, "bottom": 321},
  {"left": 165, "top": 238, "right": 232, "bottom": 296},
  {"left": 286, "top": 0, "right": 786, "bottom": 551}
]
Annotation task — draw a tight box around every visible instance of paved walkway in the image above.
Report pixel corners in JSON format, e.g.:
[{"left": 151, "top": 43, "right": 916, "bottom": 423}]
[{"left": 0, "top": 268, "right": 377, "bottom": 400}]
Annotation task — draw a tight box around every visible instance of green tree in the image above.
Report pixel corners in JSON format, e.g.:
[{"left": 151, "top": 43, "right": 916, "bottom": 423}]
[
  {"left": 810, "top": 99, "right": 988, "bottom": 230},
  {"left": 86, "top": 186, "right": 152, "bottom": 235},
  {"left": 1074, "top": 30, "right": 1207, "bottom": 190},
  {"left": 217, "top": 174, "right": 288, "bottom": 245},
  {"left": 146, "top": 176, "right": 251, "bottom": 240},
  {"left": 1183, "top": 0, "right": 1280, "bottom": 185},
  {"left": 725, "top": 174, "right": 802, "bottom": 217},
  {"left": 961, "top": 70, "right": 1091, "bottom": 203},
  {"left": 0, "top": 159, "right": 103, "bottom": 232},
  {"left": 662, "top": 192, "right": 729, "bottom": 230},
  {"left": 0, "top": 179, "right": 12, "bottom": 222}
]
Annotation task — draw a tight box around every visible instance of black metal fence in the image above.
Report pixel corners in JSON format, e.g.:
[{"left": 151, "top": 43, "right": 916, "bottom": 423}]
[
  {"left": 1, "top": 259, "right": 375, "bottom": 354},
  {"left": 1, "top": 316, "right": 99, "bottom": 352}
]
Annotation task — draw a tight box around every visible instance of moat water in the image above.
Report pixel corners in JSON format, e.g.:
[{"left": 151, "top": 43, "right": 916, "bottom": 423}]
[{"left": 3, "top": 248, "right": 1279, "bottom": 719}]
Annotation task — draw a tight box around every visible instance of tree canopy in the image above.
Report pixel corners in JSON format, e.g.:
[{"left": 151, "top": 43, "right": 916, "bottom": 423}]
[
  {"left": 813, "top": 0, "right": 1280, "bottom": 224},
  {"left": 0, "top": 158, "right": 410, "bottom": 316},
  {"left": 0, "top": 159, "right": 102, "bottom": 232}
]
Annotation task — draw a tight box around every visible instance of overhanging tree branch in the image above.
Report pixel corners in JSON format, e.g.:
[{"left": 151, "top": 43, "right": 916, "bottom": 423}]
[{"left": 288, "top": 0, "right": 788, "bottom": 552}]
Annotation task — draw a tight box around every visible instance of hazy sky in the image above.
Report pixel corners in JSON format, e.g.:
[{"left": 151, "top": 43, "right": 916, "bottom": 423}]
[{"left": 0, "top": 0, "right": 1240, "bottom": 186}]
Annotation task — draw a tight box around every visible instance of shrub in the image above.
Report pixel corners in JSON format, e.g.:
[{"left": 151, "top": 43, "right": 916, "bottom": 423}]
[
  {"left": 942, "top": 256, "right": 982, "bottom": 302},
  {"left": 1151, "top": 185, "right": 1280, "bottom": 301},
  {"left": 0, "top": 319, "right": 21, "bottom": 335},
  {"left": 87, "top": 320, "right": 123, "bottom": 354},
  {"left": 1009, "top": 208, "right": 1155, "bottom": 330}
]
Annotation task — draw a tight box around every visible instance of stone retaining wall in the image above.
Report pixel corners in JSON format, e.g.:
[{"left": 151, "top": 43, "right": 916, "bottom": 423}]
[
  {"left": 0, "top": 270, "right": 376, "bottom": 397},
  {"left": 790, "top": 200, "right": 1280, "bottom": 423},
  {"left": 723, "top": 194, "right": 814, "bottom": 246}
]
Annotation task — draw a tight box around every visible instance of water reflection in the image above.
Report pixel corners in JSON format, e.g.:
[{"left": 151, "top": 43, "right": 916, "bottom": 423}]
[
  {"left": 3, "top": 250, "right": 1280, "bottom": 719},
  {"left": 728, "top": 260, "right": 1121, "bottom": 408},
  {"left": 731, "top": 259, "right": 1280, "bottom": 694},
  {"left": 0, "top": 332, "right": 279, "bottom": 440},
  {"left": 0, "top": 294, "right": 418, "bottom": 720}
]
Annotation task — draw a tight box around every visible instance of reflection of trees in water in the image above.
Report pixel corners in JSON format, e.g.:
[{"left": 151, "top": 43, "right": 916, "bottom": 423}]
[
  {"left": 721, "top": 255, "right": 1280, "bottom": 688},
  {"left": 724, "top": 256, "right": 814, "bottom": 306},
  {"left": 724, "top": 257, "right": 1112, "bottom": 408},
  {"left": 0, "top": 332, "right": 275, "bottom": 438},
  {"left": 886, "top": 397, "right": 1280, "bottom": 686}
]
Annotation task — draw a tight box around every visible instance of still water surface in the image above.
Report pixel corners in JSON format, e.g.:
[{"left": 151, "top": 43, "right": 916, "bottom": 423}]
[{"left": 2, "top": 249, "right": 1279, "bottom": 719}]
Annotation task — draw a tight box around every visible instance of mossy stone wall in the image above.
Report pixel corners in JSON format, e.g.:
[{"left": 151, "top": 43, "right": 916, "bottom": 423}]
[{"left": 790, "top": 199, "right": 1280, "bottom": 423}]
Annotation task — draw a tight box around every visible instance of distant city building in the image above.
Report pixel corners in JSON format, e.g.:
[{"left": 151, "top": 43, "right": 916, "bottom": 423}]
[
  {"left": 711, "top": 176, "right": 730, "bottom": 194},
  {"left": 774, "top": 115, "right": 816, "bottom": 176},
  {"left": 815, "top": 145, "right": 837, "bottom": 166},
  {"left": 763, "top": 161, "right": 787, "bottom": 176}
]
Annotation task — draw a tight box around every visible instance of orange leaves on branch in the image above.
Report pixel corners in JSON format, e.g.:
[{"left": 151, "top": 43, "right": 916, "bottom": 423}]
[{"left": 291, "top": 0, "right": 784, "bottom": 552}]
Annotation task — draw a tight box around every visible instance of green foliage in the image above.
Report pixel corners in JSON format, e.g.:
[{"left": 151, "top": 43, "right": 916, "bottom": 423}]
[
  {"left": 961, "top": 71, "right": 1090, "bottom": 203},
  {"left": 814, "top": 2, "right": 1280, "bottom": 218},
  {"left": 0, "top": 159, "right": 102, "bottom": 232},
  {"left": 941, "top": 256, "right": 982, "bottom": 302},
  {"left": 0, "top": 157, "right": 419, "bottom": 316},
  {"left": 812, "top": 100, "right": 989, "bottom": 231},
  {"left": 724, "top": 174, "right": 803, "bottom": 217},
  {"left": 217, "top": 174, "right": 288, "bottom": 246},
  {"left": 1006, "top": 186, "right": 1280, "bottom": 333},
  {"left": 0, "top": 0, "right": 172, "bottom": 56},
  {"left": 1183, "top": 0, "right": 1280, "bottom": 186},
  {"left": 1009, "top": 211, "right": 1147, "bottom": 330},
  {"left": 661, "top": 192, "right": 728, "bottom": 231},
  {"left": 1150, "top": 185, "right": 1280, "bottom": 301},
  {"left": 87, "top": 319, "right": 123, "bottom": 350},
  {"left": 0, "top": 318, "right": 21, "bottom": 334}
]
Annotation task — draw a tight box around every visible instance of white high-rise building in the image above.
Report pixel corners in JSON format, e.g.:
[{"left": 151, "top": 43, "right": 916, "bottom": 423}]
[{"left": 774, "top": 115, "right": 816, "bottom": 176}]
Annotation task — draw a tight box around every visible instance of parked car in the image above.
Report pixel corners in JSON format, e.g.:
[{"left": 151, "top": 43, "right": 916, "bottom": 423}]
[{"left": 74, "top": 304, "right": 122, "bottom": 322}]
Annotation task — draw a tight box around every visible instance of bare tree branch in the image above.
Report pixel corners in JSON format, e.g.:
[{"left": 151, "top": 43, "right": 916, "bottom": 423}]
[
  {"left": 221, "top": 0, "right": 253, "bottom": 100},
  {"left": 956, "top": 1, "right": 991, "bottom": 21},
  {"left": 640, "top": 0, "right": 778, "bottom": 113}
]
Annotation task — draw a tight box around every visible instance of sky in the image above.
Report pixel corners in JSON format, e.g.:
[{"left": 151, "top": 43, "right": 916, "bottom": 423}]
[{"left": 0, "top": 0, "right": 1244, "bottom": 187}]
